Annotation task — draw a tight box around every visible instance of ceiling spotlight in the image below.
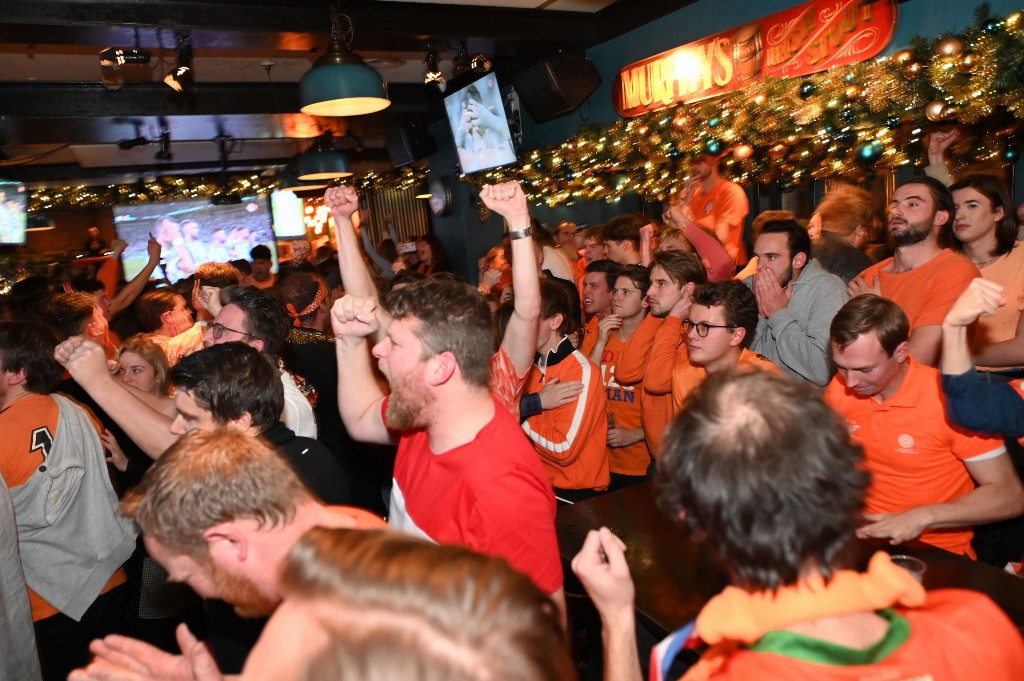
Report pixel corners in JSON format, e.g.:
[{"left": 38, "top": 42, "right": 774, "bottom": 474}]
[
  {"left": 470, "top": 54, "right": 493, "bottom": 73},
  {"left": 451, "top": 39, "right": 471, "bottom": 77},
  {"left": 424, "top": 45, "right": 445, "bottom": 90},
  {"left": 154, "top": 127, "right": 172, "bottom": 161},
  {"left": 164, "top": 36, "right": 194, "bottom": 93},
  {"left": 98, "top": 47, "right": 151, "bottom": 68}
]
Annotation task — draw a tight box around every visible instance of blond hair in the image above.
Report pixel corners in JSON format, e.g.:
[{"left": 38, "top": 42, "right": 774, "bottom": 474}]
[
  {"left": 121, "top": 430, "right": 312, "bottom": 557},
  {"left": 285, "top": 528, "right": 574, "bottom": 681}
]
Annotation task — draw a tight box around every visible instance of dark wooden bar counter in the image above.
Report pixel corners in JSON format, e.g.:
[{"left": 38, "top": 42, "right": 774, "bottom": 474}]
[{"left": 557, "top": 482, "right": 1024, "bottom": 637}]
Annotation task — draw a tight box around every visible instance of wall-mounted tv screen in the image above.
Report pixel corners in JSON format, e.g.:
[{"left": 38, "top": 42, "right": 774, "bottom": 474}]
[
  {"left": 113, "top": 196, "right": 277, "bottom": 283},
  {"left": 0, "top": 181, "right": 28, "bottom": 246},
  {"left": 270, "top": 190, "right": 308, "bottom": 240},
  {"left": 443, "top": 72, "right": 517, "bottom": 174}
]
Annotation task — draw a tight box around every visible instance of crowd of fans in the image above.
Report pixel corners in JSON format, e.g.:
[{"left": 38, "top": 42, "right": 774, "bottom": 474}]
[{"left": 1, "top": 134, "right": 1023, "bottom": 680}]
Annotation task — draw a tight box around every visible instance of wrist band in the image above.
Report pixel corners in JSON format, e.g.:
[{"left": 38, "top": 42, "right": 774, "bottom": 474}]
[{"left": 509, "top": 226, "right": 534, "bottom": 240}]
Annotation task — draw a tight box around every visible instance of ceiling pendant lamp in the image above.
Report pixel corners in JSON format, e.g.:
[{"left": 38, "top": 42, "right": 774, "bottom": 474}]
[
  {"left": 278, "top": 166, "right": 328, "bottom": 193},
  {"left": 299, "top": 6, "right": 390, "bottom": 117},
  {"left": 297, "top": 134, "right": 353, "bottom": 181}
]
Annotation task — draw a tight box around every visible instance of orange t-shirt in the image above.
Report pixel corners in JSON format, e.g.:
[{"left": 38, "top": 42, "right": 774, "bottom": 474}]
[
  {"left": 975, "top": 242, "right": 1024, "bottom": 368},
  {"left": 688, "top": 178, "right": 749, "bottom": 265},
  {"left": 671, "top": 348, "right": 778, "bottom": 412},
  {"left": 594, "top": 332, "right": 651, "bottom": 476},
  {"left": 856, "top": 249, "right": 979, "bottom": 330},
  {"left": 615, "top": 315, "right": 674, "bottom": 458},
  {"left": 824, "top": 358, "right": 1006, "bottom": 555},
  {"left": 0, "top": 394, "right": 126, "bottom": 621}
]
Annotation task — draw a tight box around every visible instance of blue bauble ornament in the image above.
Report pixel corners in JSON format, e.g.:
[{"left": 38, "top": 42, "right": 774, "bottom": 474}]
[
  {"left": 799, "top": 81, "right": 816, "bottom": 100},
  {"left": 884, "top": 115, "right": 901, "bottom": 129},
  {"left": 1003, "top": 147, "right": 1021, "bottom": 162},
  {"left": 708, "top": 117, "right": 721, "bottom": 128},
  {"left": 855, "top": 139, "right": 883, "bottom": 163},
  {"left": 704, "top": 139, "right": 724, "bottom": 156}
]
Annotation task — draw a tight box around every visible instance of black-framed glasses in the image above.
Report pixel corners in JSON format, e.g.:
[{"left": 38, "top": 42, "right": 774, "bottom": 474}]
[
  {"left": 208, "top": 322, "right": 258, "bottom": 341},
  {"left": 684, "top": 320, "right": 735, "bottom": 337}
]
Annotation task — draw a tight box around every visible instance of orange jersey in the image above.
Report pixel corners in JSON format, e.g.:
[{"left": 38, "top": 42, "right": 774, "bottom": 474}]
[
  {"left": 0, "top": 394, "right": 125, "bottom": 621},
  {"left": 489, "top": 345, "right": 529, "bottom": 419},
  {"left": 523, "top": 343, "right": 610, "bottom": 491},
  {"left": 856, "top": 249, "right": 979, "bottom": 330},
  {"left": 824, "top": 358, "right": 1006, "bottom": 555},
  {"left": 671, "top": 348, "right": 778, "bottom": 413},
  {"left": 596, "top": 332, "right": 651, "bottom": 476}
]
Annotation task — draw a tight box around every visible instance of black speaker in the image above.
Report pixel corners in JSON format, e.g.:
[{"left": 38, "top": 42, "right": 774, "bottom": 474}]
[
  {"left": 386, "top": 125, "right": 437, "bottom": 167},
  {"left": 513, "top": 53, "right": 602, "bottom": 123}
]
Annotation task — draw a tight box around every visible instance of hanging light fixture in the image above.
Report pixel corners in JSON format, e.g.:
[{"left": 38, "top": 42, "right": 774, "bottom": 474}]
[
  {"left": 297, "top": 133, "right": 352, "bottom": 181},
  {"left": 164, "top": 35, "right": 194, "bottom": 93},
  {"left": 470, "top": 54, "right": 493, "bottom": 73},
  {"left": 299, "top": 5, "right": 390, "bottom": 117},
  {"left": 278, "top": 166, "right": 328, "bottom": 193},
  {"left": 424, "top": 44, "right": 444, "bottom": 90}
]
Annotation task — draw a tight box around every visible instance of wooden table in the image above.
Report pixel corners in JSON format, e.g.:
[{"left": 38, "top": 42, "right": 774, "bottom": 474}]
[{"left": 557, "top": 482, "right": 1024, "bottom": 637}]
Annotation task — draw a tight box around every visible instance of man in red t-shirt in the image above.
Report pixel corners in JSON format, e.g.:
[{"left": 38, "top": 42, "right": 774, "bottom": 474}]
[
  {"left": 329, "top": 184, "right": 563, "bottom": 611},
  {"left": 824, "top": 295, "right": 1024, "bottom": 555},
  {"left": 849, "top": 176, "right": 978, "bottom": 366}
]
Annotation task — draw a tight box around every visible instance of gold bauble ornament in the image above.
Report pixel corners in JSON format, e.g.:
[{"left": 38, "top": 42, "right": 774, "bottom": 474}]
[
  {"left": 672, "top": 114, "right": 688, "bottom": 129},
  {"left": 768, "top": 144, "right": 787, "bottom": 159},
  {"left": 733, "top": 144, "right": 754, "bottom": 160},
  {"left": 845, "top": 84, "right": 861, "bottom": 98},
  {"left": 935, "top": 36, "right": 965, "bottom": 62},
  {"left": 925, "top": 100, "right": 948, "bottom": 122},
  {"left": 648, "top": 133, "right": 662, "bottom": 145},
  {"left": 785, "top": 134, "right": 800, "bottom": 145},
  {"left": 637, "top": 125, "right": 649, "bottom": 135},
  {"left": 893, "top": 49, "right": 915, "bottom": 64},
  {"left": 902, "top": 60, "right": 924, "bottom": 80},
  {"left": 751, "top": 92, "right": 767, "bottom": 106},
  {"left": 958, "top": 53, "right": 978, "bottom": 73}
]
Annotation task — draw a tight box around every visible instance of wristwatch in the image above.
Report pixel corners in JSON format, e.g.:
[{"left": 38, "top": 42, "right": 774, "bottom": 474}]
[{"left": 509, "top": 225, "right": 534, "bottom": 240}]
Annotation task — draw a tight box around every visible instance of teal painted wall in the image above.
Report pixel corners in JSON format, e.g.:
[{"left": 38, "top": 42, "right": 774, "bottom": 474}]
[{"left": 428, "top": 0, "right": 1024, "bottom": 277}]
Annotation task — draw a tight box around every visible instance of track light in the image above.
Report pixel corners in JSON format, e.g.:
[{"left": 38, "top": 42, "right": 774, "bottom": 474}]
[
  {"left": 424, "top": 45, "right": 444, "bottom": 90},
  {"left": 470, "top": 54, "right": 492, "bottom": 73},
  {"left": 117, "top": 137, "right": 149, "bottom": 150},
  {"left": 98, "top": 47, "right": 151, "bottom": 68},
  {"left": 451, "top": 40, "right": 470, "bottom": 77},
  {"left": 164, "top": 36, "right": 194, "bottom": 93}
]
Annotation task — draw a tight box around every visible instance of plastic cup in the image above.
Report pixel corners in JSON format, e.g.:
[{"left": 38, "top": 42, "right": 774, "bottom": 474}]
[{"left": 890, "top": 554, "right": 927, "bottom": 583}]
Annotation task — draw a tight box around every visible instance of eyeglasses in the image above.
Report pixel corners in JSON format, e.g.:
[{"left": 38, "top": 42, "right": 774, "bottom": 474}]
[
  {"left": 208, "top": 322, "right": 258, "bottom": 341},
  {"left": 684, "top": 320, "right": 735, "bottom": 337}
]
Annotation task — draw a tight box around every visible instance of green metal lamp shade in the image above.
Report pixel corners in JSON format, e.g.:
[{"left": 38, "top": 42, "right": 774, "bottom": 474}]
[
  {"left": 297, "top": 145, "right": 352, "bottom": 181},
  {"left": 277, "top": 167, "right": 328, "bottom": 192},
  {"left": 299, "top": 40, "right": 391, "bottom": 117}
]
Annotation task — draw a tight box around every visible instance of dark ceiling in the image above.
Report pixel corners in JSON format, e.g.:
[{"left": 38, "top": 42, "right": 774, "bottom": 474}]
[{"left": 0, "top": 0, "right": 696, "bottom": 185}]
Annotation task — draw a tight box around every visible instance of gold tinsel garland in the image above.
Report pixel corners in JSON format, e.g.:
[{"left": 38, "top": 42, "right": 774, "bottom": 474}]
[
  {"left": 27, "top": 166, "right": 428, "bottom": 212},
  {"left": 469, "top": 3, "right": 1024, "bottom": 206}
]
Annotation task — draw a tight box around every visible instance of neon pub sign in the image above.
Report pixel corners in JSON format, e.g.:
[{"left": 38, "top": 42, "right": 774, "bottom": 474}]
[{"left": 614, "top": 0, "right": 897, "bottom": 117}]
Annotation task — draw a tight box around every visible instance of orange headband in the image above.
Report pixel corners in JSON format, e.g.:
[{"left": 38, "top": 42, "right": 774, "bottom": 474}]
[{"left": 286, "top": 281, "right": 328, "bottom": 327}]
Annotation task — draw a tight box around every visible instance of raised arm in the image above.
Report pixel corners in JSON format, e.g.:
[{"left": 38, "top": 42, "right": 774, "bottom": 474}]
[
  {"left": 481, "top": 182, "right": 541, "bottom": 378},
  {"left": 325, "top": 185, "right": 392, "bottom": 341},
  {"left": 109, "top": 235, "right": 163, "bottom": 317},
  {"left": 331, "top": 294, "right": 394, "bottom": 445},
  {"left": 925, "top": 128, "right": 959, "bottom": 186},
  {"left": 54, "top": 336, "right": 176, "bottom": 458},
  {"left": 360, "top": 221, "right": 396, "bottom": 281}
]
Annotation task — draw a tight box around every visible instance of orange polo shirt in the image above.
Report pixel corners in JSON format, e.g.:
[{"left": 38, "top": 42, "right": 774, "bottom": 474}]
[{"left": 824, "top": 358, "right": 1006, "bottom": 556}]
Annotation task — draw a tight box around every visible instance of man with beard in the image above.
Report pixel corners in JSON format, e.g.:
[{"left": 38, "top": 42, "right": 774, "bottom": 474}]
[
  {"left": 849, "top": 177, "right": 979, "bottom": 366},
  {"left": 330, "top": 278, "right": 564, "bottom": 609},
  {"left": 825, "top": 295, "right": 1023, "bottom": 556},
  {"left": 68, "top": 431, "right": 383, "bottom": 681},
  {"left": 745, "top": 216, "right": 847, "bottom": 386}
]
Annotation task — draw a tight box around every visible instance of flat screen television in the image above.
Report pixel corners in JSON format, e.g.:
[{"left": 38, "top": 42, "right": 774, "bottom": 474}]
[
  {"left": 113, "top": 195, "right": 277, "bottom": 282},
  {"left": 0, "top": 180, "right": 28, "bottom": 246},
  {"left": 269, "top": 190, "right": 308, "bottom": 240},
  {"left": 443, "top": 72, "right": 517, "bottom": 174}
]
